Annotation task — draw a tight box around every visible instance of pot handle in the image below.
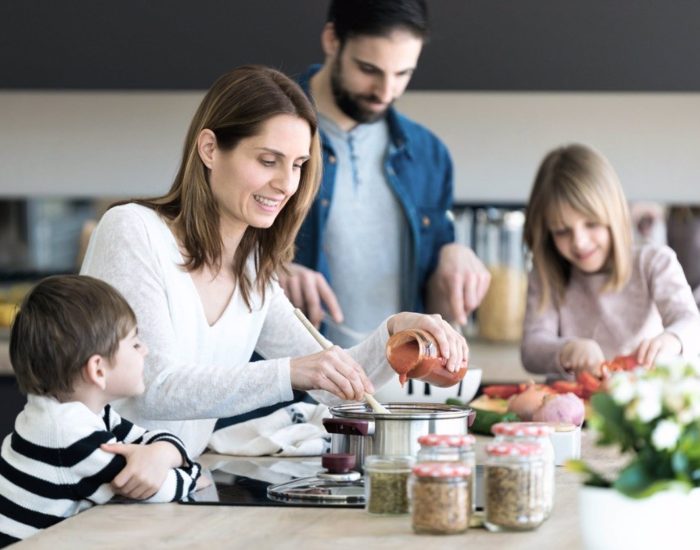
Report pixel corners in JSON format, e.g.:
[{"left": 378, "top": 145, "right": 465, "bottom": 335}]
[{"left": 323, "top": 417, "right": 375, "bottom": 436}]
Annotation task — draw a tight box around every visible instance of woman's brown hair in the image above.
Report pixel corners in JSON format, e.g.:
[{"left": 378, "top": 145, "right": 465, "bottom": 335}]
[
  {"left": 523, "top": 144, "right": 633, "bottom": 310},
  {"left": 123, "top": 65, "right": 322, "bottom": 309}
]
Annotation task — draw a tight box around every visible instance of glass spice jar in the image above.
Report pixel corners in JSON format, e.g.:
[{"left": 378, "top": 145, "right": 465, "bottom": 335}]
[
  {"left": 410, "top": 462, "right": 471, "bottom": 535},
  {"left": 364, "top": 455, "right": 414, "bottom": 515},
  {"left": 491, "top": 422, "right": 555, "bottom": 517},
  {"left": 385, "top": 329, "right": 467, "bottom": 387},
  {"left": 416, "top": 433, "right": 477, "bottom": 512},
  {"left": 484, "top": 442, "right": 546, "bottom": 532}
]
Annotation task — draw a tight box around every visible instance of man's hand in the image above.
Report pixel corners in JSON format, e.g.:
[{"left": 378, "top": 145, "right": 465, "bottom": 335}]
[
  {"left": 560, "top": 339, "right": 606, "bottom": 377},
  {"left": 101, "top": 441, "right": 183, "bottom": 500},
  {"left": 426, "top": 244, "right": 491, "bottom": 325},
  {"left": 278, "top": 263, "right": 343, "bottom": 327}
]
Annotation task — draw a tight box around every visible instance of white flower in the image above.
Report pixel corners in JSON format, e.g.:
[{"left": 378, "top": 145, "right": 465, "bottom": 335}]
[
  {"left": 651, "top": 419, "right": 681, "bottom": 451},
  {"left": 655, "top": 356, "right": 685, "bottom": 380},
  {"left": 632, "top": 379, "right": 663, "bottom": 422},
  {"left": 610, "top": 373, "right": 636, "bottom": 405}
]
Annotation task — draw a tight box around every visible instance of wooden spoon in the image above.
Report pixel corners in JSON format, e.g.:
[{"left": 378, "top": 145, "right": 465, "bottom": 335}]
[{"left": 293, "top": 308, "right": 390, "bottom": 414}]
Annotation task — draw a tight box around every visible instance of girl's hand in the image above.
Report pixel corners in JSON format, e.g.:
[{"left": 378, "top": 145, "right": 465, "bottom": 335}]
[
  {"left": 634, "top": 332, "right": 682, "bottom": 367},
  {"left": 290, "top": 347, "right": 374, "bottom": 401},
  {"left": 560, "top": 339, "right": 605, "bottom": 377},
  {"left": 387, "top": 312, "right": 469, "bottom": 374},
  {"left": 101, "top": 441, "right": 183, "bottom": 500}
]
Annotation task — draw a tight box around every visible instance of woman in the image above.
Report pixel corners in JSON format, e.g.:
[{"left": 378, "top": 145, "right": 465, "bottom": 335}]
[{"left": 81, "top": 65, "right": 468, "bottom": 457}]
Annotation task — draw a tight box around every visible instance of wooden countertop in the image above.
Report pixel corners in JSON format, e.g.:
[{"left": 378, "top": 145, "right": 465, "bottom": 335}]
[{"left": 11, "top": 433, "right": 608, "bottom": 549}]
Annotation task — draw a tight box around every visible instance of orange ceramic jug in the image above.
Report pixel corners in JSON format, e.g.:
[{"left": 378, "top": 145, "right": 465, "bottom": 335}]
[{"left": 386, "top": 329, "right": 467, "bottom": 388}]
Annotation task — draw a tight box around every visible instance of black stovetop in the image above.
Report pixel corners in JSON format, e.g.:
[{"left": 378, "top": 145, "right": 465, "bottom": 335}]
[{"left": 182, "top": 457, "right": 365, "bottom": 509}]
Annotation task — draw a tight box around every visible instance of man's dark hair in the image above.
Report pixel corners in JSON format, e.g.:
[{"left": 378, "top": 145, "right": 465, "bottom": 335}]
[
  {"left": 327, "top": 0, "right": 429, "bottom": 45},
  {"left": 9, "top": 275, "right": 137, "bottom": 397}
]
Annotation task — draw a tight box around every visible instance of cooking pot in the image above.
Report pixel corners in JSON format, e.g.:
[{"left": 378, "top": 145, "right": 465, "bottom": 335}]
[{"left": 323, "top": 403, "right": 475, "bottom": 471}]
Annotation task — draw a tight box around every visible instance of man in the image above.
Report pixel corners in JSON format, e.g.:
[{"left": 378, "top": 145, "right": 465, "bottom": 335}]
[{"left": 280, "top": 0, "right": 490, "bottom": 347}]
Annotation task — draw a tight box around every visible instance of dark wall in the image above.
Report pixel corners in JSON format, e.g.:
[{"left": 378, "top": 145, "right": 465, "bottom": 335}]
[{"left": 2, "top": 0, "right": 700, "bottom": 91}]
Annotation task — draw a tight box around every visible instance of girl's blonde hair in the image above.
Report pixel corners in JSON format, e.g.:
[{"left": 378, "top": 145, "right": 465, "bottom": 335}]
[
  {"left": 523, "top": 144, "right": 632, "bottom": 309},
  {"left": 117, "top": 65, "right": 322, "bottom": 310}
]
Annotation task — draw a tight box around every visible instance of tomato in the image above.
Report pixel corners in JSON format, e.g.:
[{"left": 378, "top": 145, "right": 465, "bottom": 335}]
[
  {"left": 550, "top": 380, "right": 585, "bottom": 398},
  {"left": 482, "top": 384, "right": 522, "bottom": 399},
  {"left": 576, "top": 371, "right": 603, "bottom": 399},
  {"left": 608, "top": 354, "right": 638, "bottom": 372}
]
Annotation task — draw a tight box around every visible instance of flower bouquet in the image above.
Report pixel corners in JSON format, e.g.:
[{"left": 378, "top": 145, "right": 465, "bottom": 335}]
[{"left": 569, "top": 357, "right": 700, "bottom": 498}]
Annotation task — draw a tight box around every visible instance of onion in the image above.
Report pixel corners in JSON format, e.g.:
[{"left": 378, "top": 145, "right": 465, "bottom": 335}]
[
  {"left": 506, "top": 384, "right": 551, "bottom": 420},
  {"left": 532, "top": 392, "right": 585, "bottom": 426}
]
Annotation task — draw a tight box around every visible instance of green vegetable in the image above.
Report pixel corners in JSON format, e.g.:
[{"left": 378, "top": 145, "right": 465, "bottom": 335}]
[
  {"left": 470, "top": 408, "right": 519, "bottom": 435},
  {"left": 446, "top": 397, "right": 519, "bottom": 435}
]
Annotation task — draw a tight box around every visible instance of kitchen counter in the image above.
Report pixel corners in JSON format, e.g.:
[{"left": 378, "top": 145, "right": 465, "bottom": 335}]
[
  {"left": 11, "top": 433, "right": 608, "bottom": 549},
  {"left": 467, "top": 337, "right": 543, "bottom": 384}
]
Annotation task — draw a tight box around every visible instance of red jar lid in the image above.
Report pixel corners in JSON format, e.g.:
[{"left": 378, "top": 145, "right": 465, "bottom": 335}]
[
  {"left": 491, "top": 422, "right": 554, "bottom": 437},
  {"left": 412, "top": 461, "right": 472, "bottom": 478},
  {"left": 486, "top": 442, "right": 544, "bottom": 457},
  {"left": 417, "top": 434, "right": 476, "bottom": 448}
]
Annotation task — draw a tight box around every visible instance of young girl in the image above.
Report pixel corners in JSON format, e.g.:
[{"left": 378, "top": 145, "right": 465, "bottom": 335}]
[{"left": 521, "top": 144, "right": 700, "bottom": 378}]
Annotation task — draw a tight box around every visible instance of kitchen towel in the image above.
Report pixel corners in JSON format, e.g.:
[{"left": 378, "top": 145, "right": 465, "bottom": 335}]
[{"left": 207, "top": 402, "right": 331, "bottom": 456}]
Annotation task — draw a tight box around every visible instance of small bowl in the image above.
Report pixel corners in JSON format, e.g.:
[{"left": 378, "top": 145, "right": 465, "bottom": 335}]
[{"left": 374, "top": 368, "right": 482, "bottom": 405}]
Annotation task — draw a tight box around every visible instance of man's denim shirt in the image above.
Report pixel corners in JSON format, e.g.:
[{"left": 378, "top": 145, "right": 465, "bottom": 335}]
[{"left": 294, "top": 64, "right": 455, "bottom": 313}]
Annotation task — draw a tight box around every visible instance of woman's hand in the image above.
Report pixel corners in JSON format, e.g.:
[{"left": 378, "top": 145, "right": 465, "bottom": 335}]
[
  {"left": 387, "top": 312, "right": 469, "bottom": 374},
  {"left": 560, "top": 339, "right": 605, "bottom": 377},
  {"left": 634, "top": 332, "right": 682, "bottom": 367},
  {"left": 290, "top": 347, "right": 374, "bottom": 401}
]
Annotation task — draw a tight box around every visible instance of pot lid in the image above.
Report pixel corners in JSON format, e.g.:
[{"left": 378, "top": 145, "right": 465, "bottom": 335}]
[
  {"left": 329, "top": 402, "right": 471, "bottom": 420},
  {"left": 266, "top": 476, "right": 365, "bottom": 506},
  {"left": 266, "top": 453, "right": 364, "bottom": 506}
]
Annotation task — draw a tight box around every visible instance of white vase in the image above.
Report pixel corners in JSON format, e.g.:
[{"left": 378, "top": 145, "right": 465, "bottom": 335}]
[{"left": 579, "top": 485, "right": 700, "bottom": 550}]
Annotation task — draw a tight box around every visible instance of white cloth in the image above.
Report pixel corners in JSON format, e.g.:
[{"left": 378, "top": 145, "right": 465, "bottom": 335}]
[
  {"left": 81, "top": 204, "right": 395, "bottom": 457},
  {"left": 208, "top": 402, "right": 331, "bottom": 456}
]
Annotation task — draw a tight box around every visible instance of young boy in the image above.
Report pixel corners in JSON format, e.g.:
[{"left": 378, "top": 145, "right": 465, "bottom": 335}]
[{"left": 0, "top": 275, "right": 203, "bottom": 545}]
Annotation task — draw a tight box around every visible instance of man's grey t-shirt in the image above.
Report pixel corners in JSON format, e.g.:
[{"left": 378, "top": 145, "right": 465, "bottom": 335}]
[{"left": 320, "top": 114, "right": 407, "bottom": 348}]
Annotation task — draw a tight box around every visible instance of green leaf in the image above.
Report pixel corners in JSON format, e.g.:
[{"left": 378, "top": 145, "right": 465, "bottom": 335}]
[
  {"left": 565, "top": 459, "right": 611, "bottom": 488},
  {"left": 671, "top": 451, "right": 689, "bottom": 478},
  {"left": 620, "top": 479, "right": 692, "bottom": 499},
  {"left": 614, "top": 461, "right": 653, "bottom": 496}
]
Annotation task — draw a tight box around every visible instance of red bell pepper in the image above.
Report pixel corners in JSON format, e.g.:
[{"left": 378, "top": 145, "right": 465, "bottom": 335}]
[{"left": 482, "top": 384, "right": 522, "bottom": 399}]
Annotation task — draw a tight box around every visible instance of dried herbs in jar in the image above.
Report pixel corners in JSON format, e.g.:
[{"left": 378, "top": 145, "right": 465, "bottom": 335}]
[
  {"left": 484, "top": 442, "right": 546, "bottom": 531},
  {"left": 410, "top": 462, "right": 471, "bottom": 535},
  {"left": 364, "top": 455, "right": 413, "bottom": 515}
]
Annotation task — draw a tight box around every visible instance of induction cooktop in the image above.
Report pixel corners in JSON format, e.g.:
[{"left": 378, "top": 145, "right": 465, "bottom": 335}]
[{"left": 182, "top": 457, "right": 365, "bottom": 508}]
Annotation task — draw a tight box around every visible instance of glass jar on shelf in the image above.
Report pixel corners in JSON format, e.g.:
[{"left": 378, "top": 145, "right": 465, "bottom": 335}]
[
  {"left": 474, "top": 208, "right": 527, "bottom": 342},
  {"left": 410, "top": 462, "right": 471, "bottom": 535},
  {"left": 416, "top": 433, "right": 476, "bottom": 512},
  {"left": 484, "top": 441, "right": 546, "bottom": 532},
  {"left": 491, "top": 422, "right": 555, "bottom": 517}
]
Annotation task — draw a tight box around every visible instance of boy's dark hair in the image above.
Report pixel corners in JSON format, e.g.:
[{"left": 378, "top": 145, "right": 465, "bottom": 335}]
[
  {"left": 9, "top": 275, "right": 137, "bottom": 397},
  {"left": 327, "top": 0, "right": 429, "bottom": 45}
]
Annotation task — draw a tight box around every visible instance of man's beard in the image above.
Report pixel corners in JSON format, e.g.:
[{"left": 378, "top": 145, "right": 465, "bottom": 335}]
[{"left": 330, "top": 59, "right": 391, "bottom": 124}]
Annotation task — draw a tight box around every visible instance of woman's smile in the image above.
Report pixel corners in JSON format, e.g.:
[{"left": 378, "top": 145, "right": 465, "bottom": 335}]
[{"left": 253, "top": 194, "right": 283, "bottom": 211}]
